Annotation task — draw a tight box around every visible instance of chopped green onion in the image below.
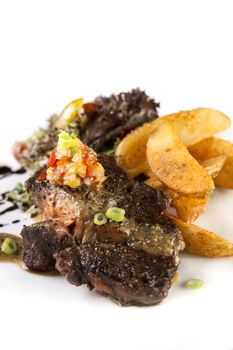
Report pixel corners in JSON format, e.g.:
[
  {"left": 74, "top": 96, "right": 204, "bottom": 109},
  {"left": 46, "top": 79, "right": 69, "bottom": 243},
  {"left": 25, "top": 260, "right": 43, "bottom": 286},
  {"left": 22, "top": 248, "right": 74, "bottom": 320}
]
[
  {"left": 7, "top": 185, "right": 32, "bottom": 211},
  {"left": 15, "top": 183, "right": 25, "bottom": 193},
  {"left": 106, "top": 207, "right": 125, "bottom": 222},
  {"left": 72, "top": 145, "right": 78, "bottom": 153},
  {"left": 57, "top": 130, "right": 78, "bottom": 152},
  {"left": 94, "top": 212, "right": 107, "bottom": 225},
  {"left": 19, "top": 192, "right": 31, "bottom": 204},
  {"left": 1, "top": 238, "right": 18, "bottom": 255},
  {"left": 26, "top": 204, "right": 39, "bottom": 217},
  {"left": 184, "top": 279, "right": 204, "bottom": 289},
  {"left": 7, "top": 191, "right": 20, "bottom": 201}
]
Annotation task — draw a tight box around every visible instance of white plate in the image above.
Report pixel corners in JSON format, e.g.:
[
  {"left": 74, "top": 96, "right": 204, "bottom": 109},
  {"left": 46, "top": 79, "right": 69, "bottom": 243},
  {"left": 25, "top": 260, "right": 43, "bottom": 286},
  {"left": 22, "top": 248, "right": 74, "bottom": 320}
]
[{"left": 0, "top": 129, "right": 233, "bottom": 350}]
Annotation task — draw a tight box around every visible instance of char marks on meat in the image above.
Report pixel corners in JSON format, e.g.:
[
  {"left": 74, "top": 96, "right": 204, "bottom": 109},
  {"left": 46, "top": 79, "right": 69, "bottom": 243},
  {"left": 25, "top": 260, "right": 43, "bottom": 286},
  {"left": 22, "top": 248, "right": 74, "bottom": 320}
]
[{"left": 22, "top": 155, "right": 184, "bottom": 305}]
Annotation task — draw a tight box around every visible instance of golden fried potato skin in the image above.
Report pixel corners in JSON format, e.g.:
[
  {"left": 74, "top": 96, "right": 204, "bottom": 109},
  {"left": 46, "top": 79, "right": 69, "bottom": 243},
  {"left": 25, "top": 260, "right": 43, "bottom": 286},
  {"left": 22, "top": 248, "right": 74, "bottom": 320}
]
[
  {"left": 144, "top": 157, "right": 225, "bottom": 222},
  {"left": 189, "top": 137, "right": 232, "bottom": 160},
  {"left": 164, "top": 108, "right": 231, "bottom": 147},
  {"left": 215, "top": 147, "right": 233, "bottom": 188},
  {"left": 115, "top": 121, "right": 154, "bottom": 177},
  {"left": 199, "top": 155, "right": 227, "bottom": 179},
  {"left": 172, "top": 195, "right": 209, "bottom": 223},
  {"left": 189, "top": 137, "right": 233, "bottom": 189},
  {"left": 146, "top": 121, "right": 214, "bottom": 195},
  {"left": 172, "top": 217, "right": 233, "bottom": 257},
  {"left": 116, "top": 108, "right": 231, "bottom": 177}
]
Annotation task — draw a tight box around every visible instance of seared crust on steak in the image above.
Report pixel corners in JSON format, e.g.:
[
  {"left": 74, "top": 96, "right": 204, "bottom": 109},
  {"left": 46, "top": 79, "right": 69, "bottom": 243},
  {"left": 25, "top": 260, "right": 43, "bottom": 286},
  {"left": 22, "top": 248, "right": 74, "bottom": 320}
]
[
  {"left": 56, "top": 243, "right": 178, "bottom": 306},
  {"left": 21, "top": 221, "right": 73, "bottom": 271},
  {"left": 22, "top": 155, "right": 184, "bottom": 305}
]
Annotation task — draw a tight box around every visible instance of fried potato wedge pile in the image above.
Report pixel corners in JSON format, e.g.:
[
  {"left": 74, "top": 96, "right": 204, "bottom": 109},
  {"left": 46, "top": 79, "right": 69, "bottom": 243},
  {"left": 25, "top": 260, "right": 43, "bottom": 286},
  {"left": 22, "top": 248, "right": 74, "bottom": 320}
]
[
  {"left": 115, "top": 107, "right": 233, "bottom": 257},
  {"left": 116, "top": 108, "right": 231, "bottom": 177},
  {"left": 172, "top": 217, "right": 233, "bottom": 257},
  {"left": 146, "top": 121, "right": 214, "bottom": 195},
  {"left": 189, "top": 137, "right": 233, "bottom": 189}
]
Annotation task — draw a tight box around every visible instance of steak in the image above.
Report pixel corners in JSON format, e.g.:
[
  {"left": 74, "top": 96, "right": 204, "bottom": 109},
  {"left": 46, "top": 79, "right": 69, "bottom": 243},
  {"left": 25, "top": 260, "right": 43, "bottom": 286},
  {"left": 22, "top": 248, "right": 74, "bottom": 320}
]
[
  {"left": 21, "top": 221, "right": 73, "bottom": 271},
  {"left": 55, "top": 243, "right": 178, "bottom": 306},
  {"left": 22, "top": 155, "right": 184, "bottom": 305}
]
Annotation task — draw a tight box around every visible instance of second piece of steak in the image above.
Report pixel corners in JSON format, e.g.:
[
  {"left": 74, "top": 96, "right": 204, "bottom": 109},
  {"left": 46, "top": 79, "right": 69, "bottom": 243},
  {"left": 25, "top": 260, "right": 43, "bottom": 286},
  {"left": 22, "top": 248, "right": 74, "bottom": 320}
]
[
  {"left": 23, "top": 155, "right": 184, "bottom": 305},
  {"left": 56, "top": 242, "right": 178, "bottom": 306}
]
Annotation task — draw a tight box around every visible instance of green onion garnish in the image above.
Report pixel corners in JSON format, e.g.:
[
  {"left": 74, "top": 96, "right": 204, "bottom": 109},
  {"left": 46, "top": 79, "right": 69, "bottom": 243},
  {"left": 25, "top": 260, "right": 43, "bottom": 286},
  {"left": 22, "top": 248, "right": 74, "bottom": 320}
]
[
  {"left": 94, "top": 212, "right": 107, "bottom": 226},
  {"left": 184, "top": 279, "right": 204, "bottom": 289},
  {"left": 1, "top": 238, "right": 18, "bottom": 255},
  {"left": 15, "top": 183, "right": 25, "bottom": 193},
  {"left": 57, "top": 130, "right": 78, "bottom": 152},
  {"left": 106, "top": 207, "right": 125, "bottom": 222}
]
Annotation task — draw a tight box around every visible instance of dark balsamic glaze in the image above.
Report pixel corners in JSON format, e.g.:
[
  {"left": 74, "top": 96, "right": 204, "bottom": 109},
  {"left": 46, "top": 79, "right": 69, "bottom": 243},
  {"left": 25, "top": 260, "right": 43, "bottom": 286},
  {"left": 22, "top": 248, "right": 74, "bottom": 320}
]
[
  {"left": 0, "top": 165, "right": 26, "bottom": 226},
  {"left": 0, "top": 203, "right": 18, "bottom": 216},
  {"left": 0, "top": 166, "right": 26, "bottom": 180},
  {"left": 0, "top": 166, "right": 12, "bottom": 175}
]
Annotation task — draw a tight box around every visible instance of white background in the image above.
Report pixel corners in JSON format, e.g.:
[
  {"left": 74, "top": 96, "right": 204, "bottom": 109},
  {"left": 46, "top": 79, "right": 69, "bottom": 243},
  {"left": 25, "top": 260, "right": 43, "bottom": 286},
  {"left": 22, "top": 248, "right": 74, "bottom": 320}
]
[{"left": 0, "top": 1, "right": 233, "bottom": 350}]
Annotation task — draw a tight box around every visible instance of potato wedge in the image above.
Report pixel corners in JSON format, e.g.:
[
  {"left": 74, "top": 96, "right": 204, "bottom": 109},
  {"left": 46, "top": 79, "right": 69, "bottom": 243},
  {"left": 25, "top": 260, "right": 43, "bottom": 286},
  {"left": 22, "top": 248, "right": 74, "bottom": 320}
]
[
  {"left": 144, "top": 174, "right": 177, "bottom": 202},
  {"left": 215, "top": 147, "right": 233, "bottom": 188},
  {"left": 172, "top": 217, "right": 233, "bottom": 257},
  {"left": 115, "top": 121, "right": 153, "bottom": 177},
  {"left": 144, "top": 175, "right": 163, "bottom": 189},
  {"left": 172, "top": 195, "right": 209, "bottom": 222},
  {"left": 164, "top": 108, "right": 231, "bottom": 147},
  {"left": 200, "top": 155, "right": 227, "bottom": 179},
  {"left": 116, "top": 108, "right": 231, "bottom": 177},
  {"left": 144, "top": 175, "right": 209, "bottom": 217},
  {"left": 189, "top": 136, "right": 232, "bottom": 160},
  {"left": 146, "top": 121, "right": 214, "bottom": 195},
  {"left": 144, "top": 154, "right": 225, "bottom": 185},
  {"left": 145, "top": 156, "right": 221, "bottom": 223},
  {"left": 189, "top": 137, "right": 233, "bottom": 188}
]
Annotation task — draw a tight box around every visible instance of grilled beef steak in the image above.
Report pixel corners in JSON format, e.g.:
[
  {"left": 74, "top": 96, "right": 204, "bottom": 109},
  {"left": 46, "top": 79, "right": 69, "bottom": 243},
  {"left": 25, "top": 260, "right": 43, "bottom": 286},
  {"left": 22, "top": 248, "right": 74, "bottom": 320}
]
[
  {"left": 21, "top": 221, "right": 73, "bottom": 271},
  {"left": 22, "top": 155, "right": 183, "bottom": 305},
  {"left": 55, "top": 243, "right": 178, "bottom": 306}
]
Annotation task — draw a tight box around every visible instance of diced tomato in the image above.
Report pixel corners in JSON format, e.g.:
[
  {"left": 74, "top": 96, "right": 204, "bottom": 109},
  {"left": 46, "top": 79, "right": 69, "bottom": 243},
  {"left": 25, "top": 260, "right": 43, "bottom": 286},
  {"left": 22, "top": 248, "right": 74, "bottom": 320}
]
[
  {"left": 92, "top": 176, "right": 99, "bottom": 185},
  {"left": 83, "top": 145, "right": 89, "bottom": 166},
  {"left": 47, "top": 149, "right": 57, "bottom": 167},
  {"left": 86, "top": 164, "right": 94, "bottom": 177},
  {"left": 38, "top": 171, "right": 47, "bottom": 181},
  {"left": 56, "top": 159, "right": 68, "bottom": 167}
]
